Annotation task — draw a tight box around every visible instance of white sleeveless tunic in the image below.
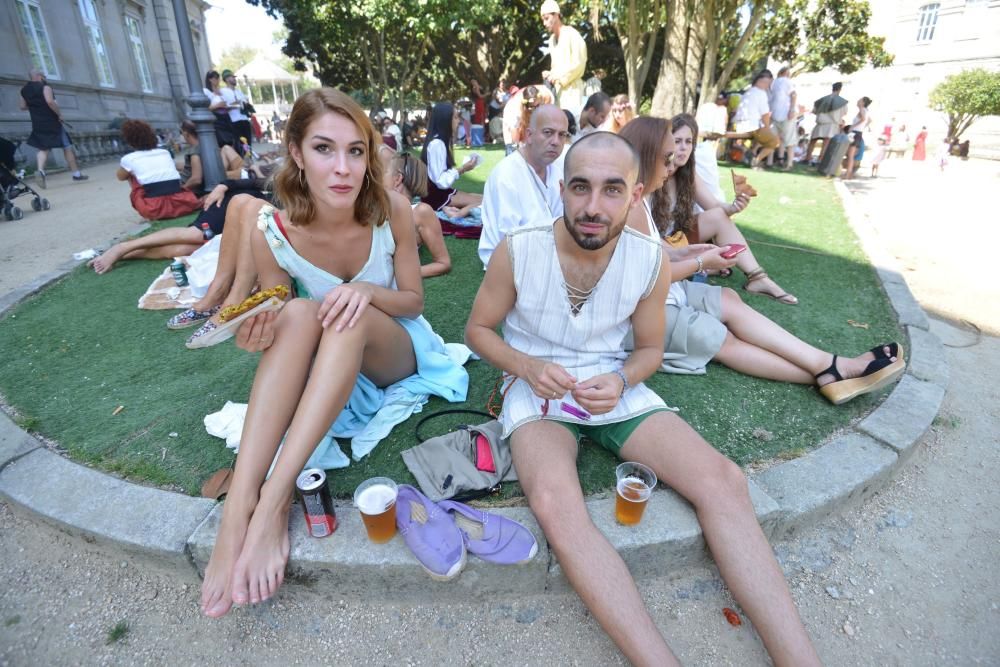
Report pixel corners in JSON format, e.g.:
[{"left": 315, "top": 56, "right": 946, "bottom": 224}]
[{"left": 499, "top": 223, "right": 668, "bottom": 437}]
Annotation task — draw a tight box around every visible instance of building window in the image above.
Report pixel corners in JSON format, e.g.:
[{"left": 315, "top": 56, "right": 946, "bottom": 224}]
[
  {"left": 125, "top": 15, "right": 154, "bottom": 93},
  {"left": 916, "top": 3, "right": 940, "bottom": 42},
  {"left": 15, "top": 0, "right": 59, "bottom": 78},
  {"left": 78, "top": 0, "right": 115, "bottom": 86}
]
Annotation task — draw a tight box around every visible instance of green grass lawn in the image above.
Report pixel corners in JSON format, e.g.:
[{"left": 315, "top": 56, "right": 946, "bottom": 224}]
[{"left": 0, "top": 147, "right": 902, "bottom": 500}]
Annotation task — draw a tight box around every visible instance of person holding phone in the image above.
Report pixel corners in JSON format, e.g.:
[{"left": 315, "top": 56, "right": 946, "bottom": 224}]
[{"left": 619, "top": 118, "right": 904, "bottom": 399}]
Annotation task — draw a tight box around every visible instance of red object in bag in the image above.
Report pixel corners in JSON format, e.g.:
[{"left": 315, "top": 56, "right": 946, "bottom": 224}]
[{"left": 474, "top": 433, "right": 496, "bottom": 473}]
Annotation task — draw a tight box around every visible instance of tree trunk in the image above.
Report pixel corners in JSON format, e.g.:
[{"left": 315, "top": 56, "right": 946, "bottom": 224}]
[{"left": 651, "top": 0, "right": 692, "bottom": 118}]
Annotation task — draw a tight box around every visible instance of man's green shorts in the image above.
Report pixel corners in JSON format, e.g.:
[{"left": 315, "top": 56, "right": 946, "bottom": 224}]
[{"left": 549, "top": 409, "right": 670, "bottom": 455}]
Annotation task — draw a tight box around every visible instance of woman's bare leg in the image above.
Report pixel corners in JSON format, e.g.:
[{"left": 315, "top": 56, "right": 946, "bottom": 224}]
[
  {"left": 844, "top": 146, "right": 858, "bottom": 179},
  {"left": 200, "top": 299, "right": 324, "bottom": 618},
  {"left": 229, "top": 304, "right": 417, "bottom": 607},
  {"left": 89, "top": 227, "right": 204, "bottom": 274},
  {"left": 194, "top": 196, "right": 266, "bottom": 312},
  {"left": 449, "top": 191, "right": 482, "bottom": 210},
  {"left": 714, "top": 288, "right": 893, "bottom": 385},
  {"left": 697, "top": 208, "right": 797, "bottom": 304}
]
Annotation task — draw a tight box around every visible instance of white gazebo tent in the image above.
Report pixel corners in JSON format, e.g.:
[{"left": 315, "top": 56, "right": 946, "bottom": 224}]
[{"left": 235, "top": 56, "right": 298, "bottom": 105}]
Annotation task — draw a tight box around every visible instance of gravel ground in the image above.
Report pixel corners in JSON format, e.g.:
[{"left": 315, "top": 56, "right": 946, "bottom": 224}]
[{"left": 1, "top": 157, "right": 998, "bottom": 665}]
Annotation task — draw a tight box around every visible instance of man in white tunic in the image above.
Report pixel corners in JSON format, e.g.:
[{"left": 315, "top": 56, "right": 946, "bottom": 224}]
[
  {"left": 541, "top": 0, "right": 587, "bottom": 120},
  {"left": 466, "top": 133, "right": 821, "bottom": 666},
  {"left": 478, "top": 105, "right": 569, "bottom": 268}
]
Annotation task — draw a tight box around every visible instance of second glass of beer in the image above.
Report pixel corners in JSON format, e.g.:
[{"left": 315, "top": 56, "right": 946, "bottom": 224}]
[
  {"left": 615, "top": 462, "right": 656, "bottom": 526},
  {"left": 354, "top": 477, "right": 398, "bottom": 543}
]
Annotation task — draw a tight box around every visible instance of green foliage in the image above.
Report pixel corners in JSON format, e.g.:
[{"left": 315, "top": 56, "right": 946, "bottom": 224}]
[
  {"left": 744, "top": 0, "right": 893, "bottom": 79},
  {"left": 215, "top": 44, "right": 260, "bottom": 75},
  {"left": 929, "top": 68, "right": 1000, "bottom": 140},
  {"left": 105, "top": 620, "right": 129, "bottom": 645}
]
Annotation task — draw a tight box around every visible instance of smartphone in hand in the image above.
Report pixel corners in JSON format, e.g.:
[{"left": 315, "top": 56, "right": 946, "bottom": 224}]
[{"left": 721, "top": 243, "right": 746, "bottom": 259}]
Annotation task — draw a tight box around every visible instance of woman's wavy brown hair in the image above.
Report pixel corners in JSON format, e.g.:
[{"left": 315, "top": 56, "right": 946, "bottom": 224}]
[
  {"left": 121, "top": 119, "right": 158, "bottom": 151},
  {"left": 659, "top": 112, "right": 699, "bottom": 237},
  {"left": 274, "top": 88, "right": 390, "bottom": 227},
  {"left": 391, "top": 152, "right": 428, "bottom": 199},
  {"left": 618, "top": 116, "right": 672, "bottom": 236}
]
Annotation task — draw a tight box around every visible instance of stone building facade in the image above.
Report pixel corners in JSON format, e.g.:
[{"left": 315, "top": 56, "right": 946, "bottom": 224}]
[
  {"left": 791, "top": 0, "right": 1000, "bottom": 158},
  {"left": 1, "top": 0, "right": 214, "bottom": 140}
]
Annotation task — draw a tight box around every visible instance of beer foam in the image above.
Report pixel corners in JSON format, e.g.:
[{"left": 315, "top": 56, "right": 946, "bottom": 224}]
[
  {"left": 617, "top": 476, "right": 651, "bottom": 501},
  {"left": 357, "top": 484, "right": 396, "bottom": 514}
]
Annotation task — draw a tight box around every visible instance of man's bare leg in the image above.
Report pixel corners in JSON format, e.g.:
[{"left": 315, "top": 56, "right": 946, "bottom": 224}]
[
  {"left": 89, "top": 226, "right": 204, "bottom": 274},
  {"left": 63, "top": 147, "right": 82, "bottom": 174},
  {"left": 229, "top": 302, "right": 417, "bottom": 607},
  {"left": 512, "top": 420, "right": 679, "bottom": 667},
  {"left": 621, "top": 412, "right": 822, "bottom": 666}
]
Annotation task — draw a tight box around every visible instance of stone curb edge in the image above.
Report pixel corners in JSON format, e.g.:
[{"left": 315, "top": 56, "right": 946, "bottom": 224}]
[{"left": 0, "top": 185, "right": 949, "bottom": 598}]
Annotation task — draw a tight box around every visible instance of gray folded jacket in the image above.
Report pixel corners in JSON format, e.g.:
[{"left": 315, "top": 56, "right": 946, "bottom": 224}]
[{"left": 401, "top": 419, "right": 518, "bottom": 501}]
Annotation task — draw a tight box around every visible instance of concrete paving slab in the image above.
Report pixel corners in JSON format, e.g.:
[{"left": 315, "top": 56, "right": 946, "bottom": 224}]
[
  {"left": 0, "top": 411, "right": 41, "bottom": 469},
  {"left": 0, "top": 448, "right": 214, "bottom": 568},
  {"left": 753, "top": 433, "right": 898, "bottom": 539},
  {"left": 188, "top": 501, "right": 550, "bottom": 599},
  {"left": 883, "top": 280, "right": 931, "bottom": 331},
  {"left": 906, "top": 325, "right": 950, "bottom": 388},
  {"left": 858, "top": 374, "right": 946, "bottom": 462}
]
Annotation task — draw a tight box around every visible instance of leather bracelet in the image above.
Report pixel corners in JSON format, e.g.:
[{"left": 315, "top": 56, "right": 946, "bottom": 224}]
[
  {"left": 695, "top": 255, "right": 704, "bottom": 273},
  {"left": 612, "top": 368, "right": 629, "bottom": 396}
]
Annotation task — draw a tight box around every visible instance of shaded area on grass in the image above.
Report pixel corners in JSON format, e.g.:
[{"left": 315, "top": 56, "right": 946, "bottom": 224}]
[{"left": 0, "top": 156, "right": 902, "bottom": 499}]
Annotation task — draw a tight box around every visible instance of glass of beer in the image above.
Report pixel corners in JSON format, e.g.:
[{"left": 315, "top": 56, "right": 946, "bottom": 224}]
[
  {"left": 615, "top": 462, "right": 656, "bottom": 526},
  {"left": 354, "top": 477, "right": 398, "bottom": 543}
]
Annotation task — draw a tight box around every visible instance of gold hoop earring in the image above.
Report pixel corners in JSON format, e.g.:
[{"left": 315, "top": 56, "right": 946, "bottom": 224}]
[
  {"left": 364, "top": 172, "right": 371, "bottom": 190},
  {"left": 298, "top": 167, "right": 306, "bottom": 189}
]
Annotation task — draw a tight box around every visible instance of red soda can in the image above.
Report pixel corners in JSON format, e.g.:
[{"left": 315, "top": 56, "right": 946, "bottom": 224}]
[{"left": 296, "top": 468, "right": 337, "bottom": 538}]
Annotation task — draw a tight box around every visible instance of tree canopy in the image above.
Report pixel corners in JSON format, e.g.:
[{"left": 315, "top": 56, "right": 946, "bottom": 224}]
[{"left": 929, "top": 69, "right": 1000, "bottom": 141}]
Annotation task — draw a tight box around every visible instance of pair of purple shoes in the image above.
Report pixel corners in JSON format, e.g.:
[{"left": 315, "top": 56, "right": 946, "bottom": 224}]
[{"left": 395, "top": 485, "right": 538, "bottom": 581}]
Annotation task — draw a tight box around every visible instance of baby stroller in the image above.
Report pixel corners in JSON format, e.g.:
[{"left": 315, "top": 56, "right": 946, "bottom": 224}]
[{"left": 1, "top": 136, "right": 50, "bottom": 221}]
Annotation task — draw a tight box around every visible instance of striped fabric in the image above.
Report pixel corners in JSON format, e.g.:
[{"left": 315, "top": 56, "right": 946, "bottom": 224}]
[{"left": 500, "top": 222, "right": 667, "bottom": 437}]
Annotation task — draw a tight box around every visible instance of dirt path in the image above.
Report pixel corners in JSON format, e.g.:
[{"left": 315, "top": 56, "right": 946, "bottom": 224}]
[{"left": 2, "top": 158, "right": 999, "bottom": 665}]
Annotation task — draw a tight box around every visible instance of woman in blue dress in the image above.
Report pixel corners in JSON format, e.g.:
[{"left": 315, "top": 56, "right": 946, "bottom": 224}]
[{"left": 201, "top": 88, "right": 467, "bottom": 617}]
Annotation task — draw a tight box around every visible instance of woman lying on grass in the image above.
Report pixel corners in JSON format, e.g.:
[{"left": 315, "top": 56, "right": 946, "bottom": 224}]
[
  {"left": 200, "top": 88, "right": 467, "bottom": 618},
  {"left": 619, "top": 118, "right": 905, "bottom": 404},
  {"left": 658, "top": 113, "right": 798, "bottom": 305}
]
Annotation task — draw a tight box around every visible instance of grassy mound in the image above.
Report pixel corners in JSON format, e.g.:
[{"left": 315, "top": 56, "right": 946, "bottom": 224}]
[{"left": 0, "top": 147, "right": 902, "bottom": 498}]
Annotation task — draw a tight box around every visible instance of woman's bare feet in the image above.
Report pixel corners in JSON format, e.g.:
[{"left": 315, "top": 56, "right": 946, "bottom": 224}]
[
  {"left": 201, "top": 500, "right": 254, "bottom": 618},
  {"left": 743, "top": 268, "right": 799, "bottom": 305},
  {"left": 229, "top": 483, "right": 291, "bottom": 607},
  {"left": 88, "top": 244, "right": 128, "bottom": 274},
  {"left": 814, "top": 345, "right": 898, "bottom": 387}
]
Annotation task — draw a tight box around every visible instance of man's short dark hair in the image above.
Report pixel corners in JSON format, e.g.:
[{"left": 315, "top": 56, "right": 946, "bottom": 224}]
[
  {"left": 564, "top": 131, "right": 639, "bottom": 184},
  {"left": 832, "top": 82, "right": 843, "bottom": 92},
  {"left": 752, "top": 69, "right": 774, "bottom": 85},
  {"left": 583, "top": 91, "right": 611, "bottom": 111}
]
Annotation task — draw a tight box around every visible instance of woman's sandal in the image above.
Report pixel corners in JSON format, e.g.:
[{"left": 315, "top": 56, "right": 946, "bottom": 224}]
[
  {"left": 743, "top": 267, "right": 798, "bottom": 305},
  {"left": 816, "top": 344, "right": 906, "bottom": 405}
]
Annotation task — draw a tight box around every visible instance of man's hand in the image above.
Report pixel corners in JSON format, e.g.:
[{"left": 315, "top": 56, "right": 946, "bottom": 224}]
[
  {"left": 523, "top": 359, "right": 577, "bottom": 400},
  {"left": 572, "top": 372, "right": 624, "bottom": 415}
]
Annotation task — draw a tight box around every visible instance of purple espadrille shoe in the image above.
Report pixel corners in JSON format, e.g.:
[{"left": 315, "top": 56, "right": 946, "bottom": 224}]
[
  {"left": 438, "top": 500, "right": 538, "bottom": 565},
  {"left": 395, "top": 485, "right": 466, "bottom": 581}
]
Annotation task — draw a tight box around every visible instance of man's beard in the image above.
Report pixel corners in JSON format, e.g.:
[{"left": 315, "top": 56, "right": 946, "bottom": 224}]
[{"left": 565, "top": 212, "right": 624, "bottom": 251}]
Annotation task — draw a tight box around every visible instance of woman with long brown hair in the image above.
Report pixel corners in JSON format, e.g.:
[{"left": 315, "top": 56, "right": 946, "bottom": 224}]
[
  {"left": 619, "top": 117, "right": 904, "bottom": 397},
  {"left": 199, "top": 88, "right": 468, "bottom": 618},
  {"left": 604, "top": 94, "right": 635, "bottom": 134},
  {"left": 659, "top": 112, "right": 797, "bottom": 304}
]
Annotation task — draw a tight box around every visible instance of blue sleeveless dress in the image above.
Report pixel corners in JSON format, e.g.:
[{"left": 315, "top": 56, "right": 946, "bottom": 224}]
[{"left": 257, "top": 205, "right": 469, "bottom": 468}]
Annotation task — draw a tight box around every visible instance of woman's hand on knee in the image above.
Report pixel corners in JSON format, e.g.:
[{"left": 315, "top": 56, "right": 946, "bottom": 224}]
[
  {"left": 236, "top": 311, "right": 278, "bottom": 352},
  {"left": 318, "top": 283, "right": 375, "bottom": 332}
]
